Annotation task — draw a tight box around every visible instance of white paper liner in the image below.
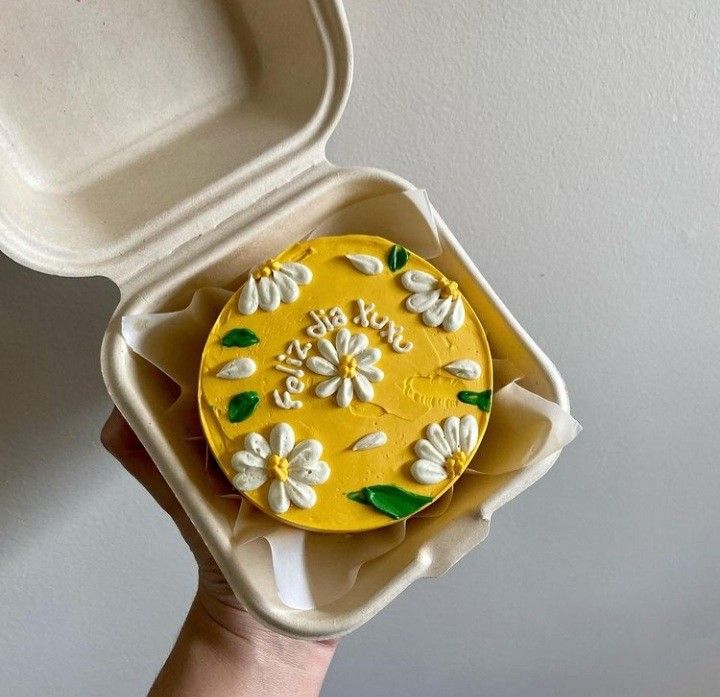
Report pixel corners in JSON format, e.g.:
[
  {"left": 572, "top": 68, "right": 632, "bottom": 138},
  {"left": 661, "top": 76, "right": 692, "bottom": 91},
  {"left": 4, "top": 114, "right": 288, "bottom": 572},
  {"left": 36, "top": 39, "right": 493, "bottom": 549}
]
[
  {"left": 307, "top": 189, "right": 443, "bottom": 259},
  {"left": 120, "top": 191, "right": 581, "bottom": 610}
]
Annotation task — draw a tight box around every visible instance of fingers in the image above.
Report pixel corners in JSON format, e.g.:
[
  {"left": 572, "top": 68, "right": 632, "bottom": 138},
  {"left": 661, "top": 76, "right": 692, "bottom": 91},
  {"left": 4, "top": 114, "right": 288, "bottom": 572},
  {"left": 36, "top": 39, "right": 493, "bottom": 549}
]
[
  {"left": 100, "top": 407, "right": 146, "bottom": 459},
  {"left": 102, "top": 408, "right": 209, "bottom": 548},
  {"left": 102, "top": 409, "right": 239, "bottom": 608},
  {"left": 101, "top": 408, "right": 186, "bottom": 522}
]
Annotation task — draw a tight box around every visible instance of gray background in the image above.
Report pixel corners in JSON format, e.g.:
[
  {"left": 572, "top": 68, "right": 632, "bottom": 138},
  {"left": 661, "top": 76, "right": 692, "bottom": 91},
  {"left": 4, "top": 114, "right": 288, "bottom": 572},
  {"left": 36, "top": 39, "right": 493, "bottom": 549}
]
[{"left": 2, "top": 1, "right": 719, "bottom": 695}]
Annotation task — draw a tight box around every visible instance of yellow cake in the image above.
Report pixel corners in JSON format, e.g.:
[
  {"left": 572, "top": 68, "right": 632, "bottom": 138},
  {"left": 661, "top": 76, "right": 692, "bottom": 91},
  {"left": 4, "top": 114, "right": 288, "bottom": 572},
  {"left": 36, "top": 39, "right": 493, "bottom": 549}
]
[{"left": 198, "top": 234, "right": 492, "bottom": 533}]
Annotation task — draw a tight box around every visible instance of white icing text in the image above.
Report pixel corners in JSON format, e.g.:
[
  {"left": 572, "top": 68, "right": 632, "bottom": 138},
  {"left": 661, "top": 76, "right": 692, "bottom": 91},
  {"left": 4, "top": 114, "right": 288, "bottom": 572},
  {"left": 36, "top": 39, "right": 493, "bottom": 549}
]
[
  {"left": 273, "top": 340, "right": 311, "bottom": 409},
  {"left": 352, "top": 299, "right": 413, "bottom": 353},
  {"left": 305, "top": 306, "right": 348, "bottom": 338}
]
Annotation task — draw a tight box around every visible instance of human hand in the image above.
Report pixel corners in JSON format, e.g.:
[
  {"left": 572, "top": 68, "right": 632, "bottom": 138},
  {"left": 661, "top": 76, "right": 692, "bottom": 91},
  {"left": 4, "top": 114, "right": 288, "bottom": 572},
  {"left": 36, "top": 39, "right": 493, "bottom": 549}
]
[{"left": 101, "top": 408, "right": 336, "bottom": 697}]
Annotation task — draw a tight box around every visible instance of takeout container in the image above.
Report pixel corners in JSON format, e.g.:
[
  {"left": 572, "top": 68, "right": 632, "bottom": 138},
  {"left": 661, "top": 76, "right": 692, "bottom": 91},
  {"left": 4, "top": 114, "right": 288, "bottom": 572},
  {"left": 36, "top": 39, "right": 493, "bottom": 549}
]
[{"left": 1, "top": 0, "right": 569, "bottom": 639}]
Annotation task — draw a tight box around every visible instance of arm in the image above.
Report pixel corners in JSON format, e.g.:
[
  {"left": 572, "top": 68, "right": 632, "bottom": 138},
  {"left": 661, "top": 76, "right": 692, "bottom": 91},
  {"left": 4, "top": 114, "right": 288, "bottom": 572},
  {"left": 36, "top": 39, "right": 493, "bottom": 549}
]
[{"left": 102, "top": 409, "right": 336, "bottom": 697}]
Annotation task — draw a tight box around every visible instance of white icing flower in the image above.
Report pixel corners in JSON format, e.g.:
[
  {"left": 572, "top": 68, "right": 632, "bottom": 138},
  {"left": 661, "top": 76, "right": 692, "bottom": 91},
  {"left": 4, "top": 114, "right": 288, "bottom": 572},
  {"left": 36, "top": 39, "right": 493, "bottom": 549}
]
[
  {"left": 401, "top": 270, "right": 466, "bottom": 332},
  {"left": 305, "top": 328, "right": 383, "bottom": 407},
  {"left": 410, "top": 415, "right": 479, "bottom": 485},
  {"left": 231, "top": 423, "right": 330, "bottom": 514},
  {"left": 238, "top": 258, "right": 312, "bottom": 315}
]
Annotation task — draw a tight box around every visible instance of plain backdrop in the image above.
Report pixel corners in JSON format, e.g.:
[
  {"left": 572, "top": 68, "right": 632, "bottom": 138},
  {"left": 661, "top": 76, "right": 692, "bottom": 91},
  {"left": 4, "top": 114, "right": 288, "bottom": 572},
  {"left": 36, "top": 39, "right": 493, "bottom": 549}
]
[{"left": 2, "top": 2, "right": 720, "bottom": 696}]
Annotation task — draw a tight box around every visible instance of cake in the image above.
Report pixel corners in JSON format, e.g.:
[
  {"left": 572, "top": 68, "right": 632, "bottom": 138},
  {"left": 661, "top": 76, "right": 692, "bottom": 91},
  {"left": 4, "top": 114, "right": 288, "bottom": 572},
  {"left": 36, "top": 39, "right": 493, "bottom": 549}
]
[{"left": 198, "top": 234, "right": 492, "bottom": 533}]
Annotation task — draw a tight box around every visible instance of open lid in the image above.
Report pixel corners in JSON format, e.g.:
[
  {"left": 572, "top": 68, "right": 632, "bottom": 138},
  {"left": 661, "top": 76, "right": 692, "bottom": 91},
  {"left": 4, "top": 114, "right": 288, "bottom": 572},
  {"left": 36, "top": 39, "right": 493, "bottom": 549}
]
[{"left": 0, "top": 0, "right": 351, "bottom": 283}]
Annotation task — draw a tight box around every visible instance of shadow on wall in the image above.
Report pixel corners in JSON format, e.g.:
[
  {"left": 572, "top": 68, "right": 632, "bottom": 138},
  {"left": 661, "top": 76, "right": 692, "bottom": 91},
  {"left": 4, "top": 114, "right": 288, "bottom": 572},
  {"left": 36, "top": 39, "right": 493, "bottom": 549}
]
[{"left": 0, "top": 254, "right": 120, "bottom": 558}]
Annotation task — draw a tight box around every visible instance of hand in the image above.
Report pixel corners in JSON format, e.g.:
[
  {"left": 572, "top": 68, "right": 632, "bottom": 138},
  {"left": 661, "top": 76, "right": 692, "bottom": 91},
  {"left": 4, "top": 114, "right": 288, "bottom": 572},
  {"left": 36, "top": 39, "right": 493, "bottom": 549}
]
[{"left": 101, "top": 409, "right": 336, "bottom": 697}]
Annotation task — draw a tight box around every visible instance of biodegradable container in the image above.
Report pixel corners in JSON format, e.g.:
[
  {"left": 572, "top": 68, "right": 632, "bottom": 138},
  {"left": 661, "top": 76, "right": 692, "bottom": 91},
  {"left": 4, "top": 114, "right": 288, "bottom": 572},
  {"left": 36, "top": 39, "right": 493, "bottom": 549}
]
[{"left": 0, "top": 0, "right": 569, "bottom": 639}]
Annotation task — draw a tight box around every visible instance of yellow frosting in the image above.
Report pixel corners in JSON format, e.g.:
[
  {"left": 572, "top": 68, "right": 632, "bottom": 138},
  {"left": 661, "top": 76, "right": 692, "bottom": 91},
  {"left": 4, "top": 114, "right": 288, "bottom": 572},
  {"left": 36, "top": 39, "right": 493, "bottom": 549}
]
[{"left": 198, "top": 234, "right": 492, "bottom": 533}]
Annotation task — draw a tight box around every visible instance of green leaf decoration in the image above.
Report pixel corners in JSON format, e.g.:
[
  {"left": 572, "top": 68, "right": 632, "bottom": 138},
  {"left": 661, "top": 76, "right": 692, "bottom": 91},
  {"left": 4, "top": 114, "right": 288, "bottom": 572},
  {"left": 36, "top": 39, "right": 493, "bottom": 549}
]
[
  {"left": 347, "top": 484, "right": 434, "bottom": 520},
  {"left": 228, "top": 391, "right": 260, "bottom": 423},
  {"left": 458, "top": 389, "right": 492, "bottom": 412},
  {"left": 347, "top": 490, "right": 369, "bottom": 505},
  {"left": 222, "top": 328, "right": 260, "bottom": 348},
  {"left": 387, "top": 244, "right": 410, "bottom": 272}
]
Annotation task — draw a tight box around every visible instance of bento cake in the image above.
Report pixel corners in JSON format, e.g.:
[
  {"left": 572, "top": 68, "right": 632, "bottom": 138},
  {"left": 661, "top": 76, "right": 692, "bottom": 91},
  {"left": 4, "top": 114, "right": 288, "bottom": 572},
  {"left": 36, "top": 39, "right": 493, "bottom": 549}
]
[{"left": 198, "top": 234, "right": 492, "bottom": 533}]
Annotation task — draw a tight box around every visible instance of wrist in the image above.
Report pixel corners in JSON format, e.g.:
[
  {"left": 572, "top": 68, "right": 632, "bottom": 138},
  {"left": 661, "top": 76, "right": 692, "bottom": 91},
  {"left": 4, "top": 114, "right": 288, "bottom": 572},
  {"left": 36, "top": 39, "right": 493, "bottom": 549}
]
[
  {"left": 188, "top": 586, "right": 335, "bottom": 696},
  {"left": 149, "top": 580, "right": 336, "bottom": 697},
  {"left": 197, "top": 584, "right": 335, "bottom": 652}
]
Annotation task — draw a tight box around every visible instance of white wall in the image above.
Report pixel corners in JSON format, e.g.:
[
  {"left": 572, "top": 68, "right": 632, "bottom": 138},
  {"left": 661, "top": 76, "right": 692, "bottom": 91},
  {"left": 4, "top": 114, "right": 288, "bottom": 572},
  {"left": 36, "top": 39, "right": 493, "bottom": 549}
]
[{"left": 2, "top": 2, "right": 719, "bottom": 695}]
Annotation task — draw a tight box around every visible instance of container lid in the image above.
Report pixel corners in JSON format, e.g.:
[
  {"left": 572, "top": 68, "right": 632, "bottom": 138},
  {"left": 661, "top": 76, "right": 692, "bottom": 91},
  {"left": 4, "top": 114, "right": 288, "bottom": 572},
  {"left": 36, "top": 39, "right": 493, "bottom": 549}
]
[{"left": 0, "top": 0, "right": 351, "bottom": 282}]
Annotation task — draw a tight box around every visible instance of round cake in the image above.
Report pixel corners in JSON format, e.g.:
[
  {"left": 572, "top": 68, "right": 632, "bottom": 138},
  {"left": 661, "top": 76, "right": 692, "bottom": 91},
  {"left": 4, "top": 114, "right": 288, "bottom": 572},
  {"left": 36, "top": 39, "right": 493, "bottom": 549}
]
[{"left": 198, "top": 234, "right": 492, "bottom": 533}]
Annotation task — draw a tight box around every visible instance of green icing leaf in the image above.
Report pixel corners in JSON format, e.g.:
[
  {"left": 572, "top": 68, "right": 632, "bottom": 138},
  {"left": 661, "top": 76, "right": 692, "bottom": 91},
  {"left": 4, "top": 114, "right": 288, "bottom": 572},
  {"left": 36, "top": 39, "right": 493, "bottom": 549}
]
[
  {"left": 346, "top": 484, "right": 433, "bottom": 520},
  {"left": 458, "top": 389, "right": 492, "bottom": 412},
  {"left": 222, "top": 328, "right": 260, "bottom": 348},
  {"left": 387, "top": 244, "right": 410, "bottom": 272},
  {"left": 347, "top": 490, "right": 368, "bottom": 505},
  {"left": 228, "top": 391, "right": 260, "bottom": 423}
]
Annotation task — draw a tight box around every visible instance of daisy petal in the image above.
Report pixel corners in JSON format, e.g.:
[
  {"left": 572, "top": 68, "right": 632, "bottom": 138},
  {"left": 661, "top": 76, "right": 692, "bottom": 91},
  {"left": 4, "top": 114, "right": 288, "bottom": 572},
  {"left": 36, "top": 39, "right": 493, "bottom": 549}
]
[
  {"left": 460, "top": 415, "right": 479, "bottom": 452},
  {"left": 411, "top": 459, "right": 448, "bottom": 485},
  {"left": 288, "top": 439, "right": 322, "bottom": 468},
  {"left": 444, "top": 416, "right": 461, "bottom": 451},
  {"left": 232, "top": 467, "right": 268, "bottom": 491},
  {"left": 337, "top": 377, "right": 353, "bottom": 407},
  {"left": 345, "top": 253, "right": 383, "bottom": 275},
  {"left": 285, "top": 479, "right": 317, "bottom": 509},
  {"left": 406, "top": 289, "right": 441, "bottom": 313},
  {"left": 231, "top": 450, "right": 265, "bottom": 471},
  {"left": 358, "top": 365, "right": 384, "bottom": 382},
  {"left": 335, "top": 328, "right": 351, "bottom": 356},
  {"left": 352, "top": 373, "right": 374, "bottom": 401},
  {"left": 238, "top": 276, "right": 258, "bottom": 315},
  {"left": 315, "top": 376, "right": 341, "bottom": 398},
  {"left": 289, "top": 460, "right": 330, "bottom": 485},
  {"left": 426, "top": 423, "right": 452, "bottom": 458},
  {"left": 422, "top": 297, "right": 452, "bottom": 327},
  {"left": 351, "top": 432, "right": 387, "bottom": 451},
  {"left": 306, "top": 356, "right": 337, "bottom": 376},
  {"left": 216, "top": 357, "right": 256, "bottom": 379},
  {"left": 356, "top": 348, "right": 381, "bottom": 366},
  {"left": 272, "top": 269, "right": 299, "bottom": 303},
  {"left": 443, "top": 359, "right": 482, "bottom": 380},
  {"left": 279, "top": 262, "right": 312, "bottom": 285},
  {"left": 244, "top": 433, "right": 270, "bottom": 459},
  {"left": 414, "top": 439, "right": 446, "bottom": 464},
  {"left": 347, "top": 332, "right": 369, "bottom": 355},
  {"left": 443, "top": 297, "right": 465, "bottom": 331},
  {"left": 317, "top": 338, "right": 339, "bottom": 365},
  {"left": 268, "top": 480, "right": 290, "bottom": 513},
  {"left": 258, "top": 276, "right": 281, "bottom": 311},
  {"left": 401, "top": 270, "right": 437, "bottom": 293},
  {"left": 270, "top": 422, "right": 295, "bottom": 457}
]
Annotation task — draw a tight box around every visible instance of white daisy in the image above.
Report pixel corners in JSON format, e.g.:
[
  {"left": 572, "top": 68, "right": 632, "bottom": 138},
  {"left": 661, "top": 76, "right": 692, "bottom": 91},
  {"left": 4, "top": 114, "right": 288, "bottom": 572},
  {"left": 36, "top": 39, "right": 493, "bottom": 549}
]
[
  {"left": 410, "top": 415, "right": 479, "bottom": 485},
  {"left": 238, "top": 258, "right": 312, "bottom": 315},
  {"left": 305, "top": 328, "right": 383, "bottom": 407},
  {"left": 231, "top": 422, "right": 330, "bottom": 514},
  {"left": 401, "top": 270, "right": 466, "bottom": 331}
]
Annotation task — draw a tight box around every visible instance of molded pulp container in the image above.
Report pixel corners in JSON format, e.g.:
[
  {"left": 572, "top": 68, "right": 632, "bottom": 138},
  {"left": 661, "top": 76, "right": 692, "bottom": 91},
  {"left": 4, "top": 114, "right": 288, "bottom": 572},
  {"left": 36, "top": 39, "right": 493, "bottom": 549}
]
[{"left": 0, "top": 0, "right": 569, "bottom": 639}]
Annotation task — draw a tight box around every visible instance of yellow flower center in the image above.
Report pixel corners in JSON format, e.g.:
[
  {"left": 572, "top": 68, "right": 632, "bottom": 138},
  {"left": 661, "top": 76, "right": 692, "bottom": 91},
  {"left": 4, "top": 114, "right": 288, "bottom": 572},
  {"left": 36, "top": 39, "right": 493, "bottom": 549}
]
[
  {"left": 338, "top": 354, "right": 358, "bottom": 379},
  {"left": 267, "top": 453, "right": 289, "bottom": 482},
  {"left": 444, "top": 450, "right": 468, "bottom": 478},
  {"left": 438, "top": 276, "right": 460, "bottom": 300},
  {"left": 253, "top": 258, "right": 282, "bottom": 280}
]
